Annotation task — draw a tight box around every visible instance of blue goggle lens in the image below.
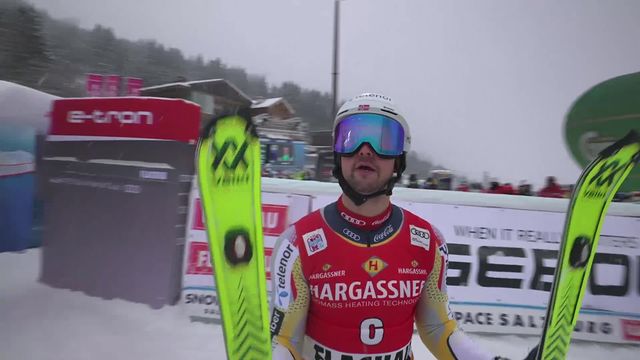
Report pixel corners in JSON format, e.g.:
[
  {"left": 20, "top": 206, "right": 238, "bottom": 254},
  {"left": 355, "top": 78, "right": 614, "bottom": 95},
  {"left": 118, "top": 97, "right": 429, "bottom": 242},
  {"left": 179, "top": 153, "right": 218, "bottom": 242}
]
[{"left": 334, "top": 114, "right": 405, "bottom": 156}]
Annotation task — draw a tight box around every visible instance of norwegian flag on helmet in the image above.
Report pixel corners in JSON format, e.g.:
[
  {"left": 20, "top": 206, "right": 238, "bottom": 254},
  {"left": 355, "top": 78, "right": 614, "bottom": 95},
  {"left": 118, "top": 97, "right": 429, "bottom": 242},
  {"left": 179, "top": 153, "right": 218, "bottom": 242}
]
[{"left": 358, "top": 104, "right": 370, "bottom": 111}]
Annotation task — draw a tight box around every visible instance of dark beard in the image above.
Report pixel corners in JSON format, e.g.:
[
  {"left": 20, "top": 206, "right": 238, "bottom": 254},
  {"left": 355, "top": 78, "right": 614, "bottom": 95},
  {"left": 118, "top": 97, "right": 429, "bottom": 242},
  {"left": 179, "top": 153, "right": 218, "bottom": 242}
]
[{"left": 346, "top": 171, "right": 390, "bottom": 195}]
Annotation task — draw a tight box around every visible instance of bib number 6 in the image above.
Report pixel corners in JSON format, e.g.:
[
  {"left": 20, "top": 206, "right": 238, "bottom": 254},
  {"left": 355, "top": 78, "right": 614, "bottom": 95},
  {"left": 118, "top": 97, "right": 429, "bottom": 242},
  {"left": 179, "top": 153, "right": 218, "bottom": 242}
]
[{"left": 360, "top": 318, "right": 384, "bottom": 345}]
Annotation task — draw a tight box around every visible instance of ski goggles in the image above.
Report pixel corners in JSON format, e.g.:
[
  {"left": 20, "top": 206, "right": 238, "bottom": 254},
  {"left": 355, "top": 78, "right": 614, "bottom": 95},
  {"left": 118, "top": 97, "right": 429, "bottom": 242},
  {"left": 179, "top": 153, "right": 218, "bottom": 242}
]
[{"left": 333, "top": 113, "right": 405, "bottom": 157}]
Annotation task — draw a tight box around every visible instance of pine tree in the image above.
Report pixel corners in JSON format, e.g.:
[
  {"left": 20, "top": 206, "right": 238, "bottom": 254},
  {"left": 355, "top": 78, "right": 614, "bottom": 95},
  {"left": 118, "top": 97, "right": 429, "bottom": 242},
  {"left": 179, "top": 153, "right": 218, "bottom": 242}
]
[{"left": 0, "top": 3, "right": 51, "bottom": 87}]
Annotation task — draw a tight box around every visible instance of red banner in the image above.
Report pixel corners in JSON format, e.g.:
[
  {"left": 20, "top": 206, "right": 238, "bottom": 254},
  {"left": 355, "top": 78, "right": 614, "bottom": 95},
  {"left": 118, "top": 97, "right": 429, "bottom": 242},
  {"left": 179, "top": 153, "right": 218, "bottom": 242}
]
[
  {"left": 262, "top": 204, "right": 288, "bottom": 236},
  {"left": 264, "top": 247, "right": 273, "bottom": 280},
  {"left": 187, "top": 242, "right": 213, "bottom": 275},
  {"left": 622, "top": 319, "right": 640, "bottom": 341},
  {"left": 125, "top": 77, "right": 143, "bottom": 96},
  {"left": 187, "top": 243, "right": 275, "bottom": 279},
  {"left": 49, "top": 97, "right": 201, "bottom": 143},
  {"left": 86, "top": 73, "right": 104, "bottom": 97},
  {"left": 192, "top": 200, "right": 288, "bottom": 236},
  {"left": 193, "top": 199, "right": 205, "bottom": 230},
  {"left": 104, "top": 75, "right": 121, "bottom": 97}
]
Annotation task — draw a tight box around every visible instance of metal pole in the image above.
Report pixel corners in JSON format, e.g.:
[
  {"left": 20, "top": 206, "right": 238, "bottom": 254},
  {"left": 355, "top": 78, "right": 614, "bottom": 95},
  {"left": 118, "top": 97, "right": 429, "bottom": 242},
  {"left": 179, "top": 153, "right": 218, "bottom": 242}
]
[{"left": 331, "top": 0, "right": 340, "bottom": 119}]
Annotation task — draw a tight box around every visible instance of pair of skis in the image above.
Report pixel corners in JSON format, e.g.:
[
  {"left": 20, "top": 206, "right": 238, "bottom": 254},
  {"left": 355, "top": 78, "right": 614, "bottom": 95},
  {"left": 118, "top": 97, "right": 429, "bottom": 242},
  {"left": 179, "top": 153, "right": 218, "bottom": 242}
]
[{"left": 195, "top": 109, "right": 639, "bottom": 360}]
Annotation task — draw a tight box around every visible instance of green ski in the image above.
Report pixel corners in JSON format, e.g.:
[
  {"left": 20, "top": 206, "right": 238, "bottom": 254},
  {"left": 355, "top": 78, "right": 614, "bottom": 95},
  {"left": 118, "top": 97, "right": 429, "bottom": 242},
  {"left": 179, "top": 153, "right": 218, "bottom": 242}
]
[
  {"left": 196, "top": 110, "right": 272, "bottom": 360},
  {"left": 536, "top": 130, "right": 640, "bottom": 360}
]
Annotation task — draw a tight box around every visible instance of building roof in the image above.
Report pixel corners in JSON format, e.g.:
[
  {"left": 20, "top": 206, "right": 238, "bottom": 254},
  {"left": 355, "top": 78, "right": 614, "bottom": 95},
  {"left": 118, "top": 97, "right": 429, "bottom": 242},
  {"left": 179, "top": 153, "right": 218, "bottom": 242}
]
[
  {"left": 140, "top": 79, "right": 252, "bottom": 107},
  {"left": 251, "top": 97, "right": 295, "bottom": 114}
]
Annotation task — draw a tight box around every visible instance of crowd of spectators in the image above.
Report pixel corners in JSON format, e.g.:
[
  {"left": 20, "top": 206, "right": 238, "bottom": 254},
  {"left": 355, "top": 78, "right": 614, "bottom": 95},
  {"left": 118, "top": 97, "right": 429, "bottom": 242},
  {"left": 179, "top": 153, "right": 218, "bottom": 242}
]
[
  {"left": 475, "top": 176, "right": 569, "bottom": 198},
  {"left": 407, "top": 174, "right": 571, "bottom": 197},
  {"left": 406, "top": 174, "right": 639, "bottom": 202}
]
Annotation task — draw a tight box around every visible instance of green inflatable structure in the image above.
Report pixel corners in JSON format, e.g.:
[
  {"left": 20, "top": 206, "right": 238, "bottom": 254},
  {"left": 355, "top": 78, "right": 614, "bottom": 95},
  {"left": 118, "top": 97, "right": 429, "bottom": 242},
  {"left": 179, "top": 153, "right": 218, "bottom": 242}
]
[{"left": 565, "top": 72, "right": 640, "bottom": 192}]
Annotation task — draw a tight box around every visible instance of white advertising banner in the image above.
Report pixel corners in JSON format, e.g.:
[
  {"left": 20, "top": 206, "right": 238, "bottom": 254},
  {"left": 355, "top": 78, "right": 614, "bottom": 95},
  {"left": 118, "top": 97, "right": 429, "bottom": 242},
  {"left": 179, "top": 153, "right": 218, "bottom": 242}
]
[
  {"left": 404, "top": 201, "right": 640, "bottom": 343},
  {"left": 181, "top": 181, "right": 311, "bottom": 322},
  {"left": 451, "top": 304, "right": 640, "bottom": 344}
]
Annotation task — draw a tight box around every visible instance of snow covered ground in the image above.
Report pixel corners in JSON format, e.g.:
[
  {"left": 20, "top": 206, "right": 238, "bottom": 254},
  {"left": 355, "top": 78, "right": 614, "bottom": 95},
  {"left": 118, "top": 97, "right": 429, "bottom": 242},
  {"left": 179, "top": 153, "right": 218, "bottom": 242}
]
[{"left": 1, "top": 249, "right": 638, "bottom": 360}]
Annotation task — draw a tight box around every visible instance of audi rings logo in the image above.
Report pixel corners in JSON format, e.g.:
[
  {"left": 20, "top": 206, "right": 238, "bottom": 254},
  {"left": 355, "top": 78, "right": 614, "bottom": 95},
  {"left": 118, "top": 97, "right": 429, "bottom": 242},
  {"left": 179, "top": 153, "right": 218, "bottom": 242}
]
[
  {"left": 410, "top": 225, "right": 431, "bottom": 251},
  {"left": 341, "top": 212, "right": 366, "bottom": 226},
  {"left": 343, "top": 228, "right": 361, "bottom": 241},
  {"left": 410, "top": 227, "right": 429, "bottom": 239}
]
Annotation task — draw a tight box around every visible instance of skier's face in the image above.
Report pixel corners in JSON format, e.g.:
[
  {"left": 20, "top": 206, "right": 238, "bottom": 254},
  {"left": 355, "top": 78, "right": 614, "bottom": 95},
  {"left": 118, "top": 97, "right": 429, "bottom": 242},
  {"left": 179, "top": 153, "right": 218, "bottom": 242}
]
[{"left": 340, "top": 143, "right": 396, "bottom": 195}]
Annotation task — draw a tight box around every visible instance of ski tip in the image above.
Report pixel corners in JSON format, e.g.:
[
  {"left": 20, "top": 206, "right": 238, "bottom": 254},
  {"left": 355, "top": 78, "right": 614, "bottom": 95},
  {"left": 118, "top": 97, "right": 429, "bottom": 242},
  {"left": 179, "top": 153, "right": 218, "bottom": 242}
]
[
  {"left": 598, "top": 130, "right": 640, "bottom": 157},
  {"left": 199, "top": 108, "right": 256, "bottom": 140}
]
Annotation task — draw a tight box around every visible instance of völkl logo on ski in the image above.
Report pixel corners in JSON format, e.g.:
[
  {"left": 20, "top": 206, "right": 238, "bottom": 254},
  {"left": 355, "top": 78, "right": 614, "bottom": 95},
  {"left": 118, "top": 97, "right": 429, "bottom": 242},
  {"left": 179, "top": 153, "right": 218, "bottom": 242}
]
[
  {"left": 212, "top": 139, "right": 249, "bottom": 171},
  {"left": 583, "top": 158, "right": 629, "bottom": 199},
  {"left": 210, "top": 138, "right": 251, "bottom": 186}
]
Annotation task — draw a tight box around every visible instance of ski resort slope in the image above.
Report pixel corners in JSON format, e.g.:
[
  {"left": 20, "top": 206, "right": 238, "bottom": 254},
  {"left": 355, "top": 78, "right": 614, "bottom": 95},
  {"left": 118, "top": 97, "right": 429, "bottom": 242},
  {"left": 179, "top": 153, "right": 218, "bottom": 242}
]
[{"left": 1, "top": 249, "right": 637, "bottom": 360}]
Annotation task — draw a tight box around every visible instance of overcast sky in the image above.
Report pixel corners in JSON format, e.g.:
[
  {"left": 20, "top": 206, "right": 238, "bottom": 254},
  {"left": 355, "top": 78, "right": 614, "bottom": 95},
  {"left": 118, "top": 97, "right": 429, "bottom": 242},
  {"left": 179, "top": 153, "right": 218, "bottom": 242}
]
[{"left": 26, "top": 0, "right": 640, "bottom": 187}]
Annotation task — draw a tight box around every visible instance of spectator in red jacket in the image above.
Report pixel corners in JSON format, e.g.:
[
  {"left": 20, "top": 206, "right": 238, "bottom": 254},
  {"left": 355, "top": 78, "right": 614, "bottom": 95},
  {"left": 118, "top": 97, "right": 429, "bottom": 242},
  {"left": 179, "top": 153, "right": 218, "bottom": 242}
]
[
  {"left": 538, "top": 176, "right": 565, "bottom": 198},
  {"left": 498, "top": 183, "right": 515, "bottom": 195},
  {"left": 486, "top": 181, "right": 501, "bottom": 194},
  {"left": 455, "top": 181, "right": 470, "bottom": 192}
]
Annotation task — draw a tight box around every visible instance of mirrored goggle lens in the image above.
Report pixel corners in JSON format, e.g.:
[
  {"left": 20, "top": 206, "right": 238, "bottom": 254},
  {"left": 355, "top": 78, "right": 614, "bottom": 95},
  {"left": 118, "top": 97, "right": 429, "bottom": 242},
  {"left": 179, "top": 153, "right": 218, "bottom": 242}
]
[{"left": 334, "top": 114, "right": 405, "bottom": 156}]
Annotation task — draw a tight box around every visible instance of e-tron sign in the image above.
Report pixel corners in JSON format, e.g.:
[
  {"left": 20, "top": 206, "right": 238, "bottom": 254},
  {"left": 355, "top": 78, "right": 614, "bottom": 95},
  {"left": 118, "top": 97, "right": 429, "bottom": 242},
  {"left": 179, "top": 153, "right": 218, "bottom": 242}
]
[
  {"left": 50, "top": 97, "right": 200, "bottom": 143},
  {"left": 66, "top": 110, "right": 154, "bottom": 125}
]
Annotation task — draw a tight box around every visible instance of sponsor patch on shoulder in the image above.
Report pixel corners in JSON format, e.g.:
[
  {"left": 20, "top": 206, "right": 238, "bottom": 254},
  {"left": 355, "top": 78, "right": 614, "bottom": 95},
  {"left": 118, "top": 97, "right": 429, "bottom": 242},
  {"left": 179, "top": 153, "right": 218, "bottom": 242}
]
[
  {"left": 410, "top": 225, "right": 430, "bottom": 250},
  {"left": 302, "top": 228, "right": 328, "bottom": 256}
]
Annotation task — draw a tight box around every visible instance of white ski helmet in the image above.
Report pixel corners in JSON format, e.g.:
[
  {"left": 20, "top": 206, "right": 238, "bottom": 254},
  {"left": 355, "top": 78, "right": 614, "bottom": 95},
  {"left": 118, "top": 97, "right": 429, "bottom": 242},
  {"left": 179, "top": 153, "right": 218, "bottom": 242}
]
[{"left": 333, "top": 93, "right": 411, "bottom": 153}]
